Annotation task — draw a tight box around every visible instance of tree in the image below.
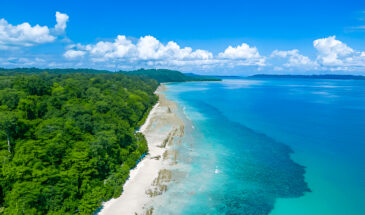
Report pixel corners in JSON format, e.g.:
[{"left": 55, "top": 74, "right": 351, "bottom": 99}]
[
  {"left": 0, "top": 70, "right": 160, "bottom": 214},
  {"left": 0, "top": 111, "right": 18, "bottom": 153}
]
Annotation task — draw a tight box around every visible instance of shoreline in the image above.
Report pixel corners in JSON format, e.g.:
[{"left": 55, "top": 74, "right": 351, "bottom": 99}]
[{"left": 98, "top": 84, "right": 184, "bottom": 215}]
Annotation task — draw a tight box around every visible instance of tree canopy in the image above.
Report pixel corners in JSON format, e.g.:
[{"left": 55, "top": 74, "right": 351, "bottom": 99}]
[
  {"left": 0, "top": 68, "right": 221, "bottom": 83},
  {"left": 0, "top": 72, "right": 158, "bottom": 214},
  {"left": 122, "top": 68, "right": 221, "bottom": 83}
]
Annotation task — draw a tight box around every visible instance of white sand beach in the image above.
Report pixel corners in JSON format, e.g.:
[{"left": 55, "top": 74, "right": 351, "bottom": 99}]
[{"left": 98, "top": 84, "right": 184, "bottom": 215}]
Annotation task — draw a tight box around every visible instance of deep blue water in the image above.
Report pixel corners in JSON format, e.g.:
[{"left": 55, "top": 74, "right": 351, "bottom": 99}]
[{"left": 152, "top": 78, "right": 365, "bottom": 215}]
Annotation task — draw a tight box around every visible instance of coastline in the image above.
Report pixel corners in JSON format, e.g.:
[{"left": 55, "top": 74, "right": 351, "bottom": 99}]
[{"left": 98, "top": 84, "right": 184, "bottom": 215}]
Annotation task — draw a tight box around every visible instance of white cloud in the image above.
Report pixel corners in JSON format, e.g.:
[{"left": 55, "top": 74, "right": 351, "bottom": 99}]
[
  {"left": 271, "top": 49, "right": 318, "bottom": 68},
  {"left": 135, "top": 36, "right": 212, "bottom": 61},
  {"left": 218, "top": 43, "right": 260, "bottom": 59},
  {"left": 65, "top": 35, "right": 214, "bottom": 66},
  {"left": 267, "top": 37, "right": 365, "bottom": 72},
  {"left": 0, "top": 19, "right": 55, "bottom": 49},
  {"left": 217, "top": 43, "right": 265, "bottom": 66},
  {"left": 5, "top": 22, "right": 365, "bottom": 74},
  {"left": 313, "top": 36, "right": 354, "bottom": 66},
  {"left": 54, "top": 12, "right": 69, "bottom": 34},
  {"left": 313, "top": 36, "right": 365, "bottom": 69},
  {"left": 64, "top": 50, "right": 86, "bottom": 59},
  {"left": 87, "top": 35, "right": 135, "bottom": 59},
  {"left": 0, "top": 12, "right": 69, "bottom": 50},
  {"left": 136, "top": 36, "right": 161, "bottom": 60}
]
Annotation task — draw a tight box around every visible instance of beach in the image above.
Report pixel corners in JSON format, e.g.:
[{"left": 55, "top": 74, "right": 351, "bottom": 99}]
[
  {"left": 99, "top": 78, "right": 365, "bottom": 215},
  {"left": 98, "top": 84, "right": 184, "bottom": 215}
]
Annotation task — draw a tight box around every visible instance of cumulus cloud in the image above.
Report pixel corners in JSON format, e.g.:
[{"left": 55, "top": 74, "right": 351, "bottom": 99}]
[
  {"left": 267, "top": 36, "right": 365, "bottom": 72},
  {"left": 54, "top": 12, "right": 69, "bottom": 34},
  {"left": 64, "top": 35, "right": 214, "bottom": 67},
  {"left": 0, "top": 12, "right": 68, "bottom": 50},
  {"left": 62, "top": 35, "right": 360, "bottom": 72},
  {"left": 313, "top": 36, "right": 354, "bottom": 66},
  {"left": 218, "top": 43, "right": 260, "bottom": 59},
  {"left": 217, "top": 43, "right": 265, "bottom": 66},
  {"left": 5, "top": 23, "right": 365, "bottom": 73},
  {"left": 64, "top": 50, "right": 86, "bottom": 59},
  {"left": 271, "top": 49, "right": 318, "bottom": 68},
  {"left": 87, "top": 35, "right": 135, "bottom": 60},
  {"left": 0, "top": 19, "right": 55, "bottom": 49},
  {"left": 313, "top": 36, "right": 365, "bottom": 69},
  {"left": 136, "top": 36, "right": 212, "bottom": 60},
  {"left": 2, "top": 10, "right": 365, "bottom": 73}
]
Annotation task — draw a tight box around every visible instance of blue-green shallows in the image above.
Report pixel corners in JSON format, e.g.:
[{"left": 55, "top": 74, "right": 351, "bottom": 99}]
[{"left": 151, "top": 78, "right": 365, "bottom": 215}]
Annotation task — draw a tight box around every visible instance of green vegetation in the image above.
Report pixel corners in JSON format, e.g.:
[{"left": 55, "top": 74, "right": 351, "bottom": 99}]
[
  {"left": 122, "top": 68, "right": 221, "bottom": 82},
  {"left": 0, "top": 67, "right": 220, "bottom": 214},
  {"left": 0, "top": 68, "right": 111, "bottom": 75},
  {"left": 0, "top": 68, "right": 222, "bottom": 83},
  {"left": 0, "top": 71, "right": 159, "bottom": 214}
]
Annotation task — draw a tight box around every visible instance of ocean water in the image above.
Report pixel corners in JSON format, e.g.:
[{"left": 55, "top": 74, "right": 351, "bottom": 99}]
[{"left": 152, "top": 78, "right": 365, "bottom": 215}]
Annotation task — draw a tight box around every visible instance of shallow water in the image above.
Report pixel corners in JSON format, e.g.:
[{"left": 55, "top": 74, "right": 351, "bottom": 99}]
[{"left": 153, "top": 78, "right": 365, "bottom": 215}]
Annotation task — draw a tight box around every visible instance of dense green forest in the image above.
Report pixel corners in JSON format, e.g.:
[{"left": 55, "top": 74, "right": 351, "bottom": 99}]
[
  {"left": 0, "top": 68, "right": 221, "bottom": 83},
  {"left": 0, "top": 71, "right": 159, "bottom": 214},
  {"left": 122, "top": 69, "right": 221, "bottom": 82}
]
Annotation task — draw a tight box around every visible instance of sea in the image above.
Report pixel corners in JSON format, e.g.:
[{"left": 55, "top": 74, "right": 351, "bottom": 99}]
[{"left": 149, "top": 77, "right": 365, "bottom": 215}]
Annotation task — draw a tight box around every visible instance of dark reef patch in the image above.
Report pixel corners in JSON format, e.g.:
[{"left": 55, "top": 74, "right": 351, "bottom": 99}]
[{"left": 188, "top": 100, "right": 311, "bottom": 215}]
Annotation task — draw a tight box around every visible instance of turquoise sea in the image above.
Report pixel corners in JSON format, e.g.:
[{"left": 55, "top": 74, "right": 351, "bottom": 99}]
[{"left": 152, "top": 78, "right": 365, "bottom": 215}]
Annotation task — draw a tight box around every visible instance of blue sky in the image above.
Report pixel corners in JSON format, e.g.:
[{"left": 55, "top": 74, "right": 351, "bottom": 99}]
[{"left": 0, "top": 0, "right": 365, "bottom": 74}]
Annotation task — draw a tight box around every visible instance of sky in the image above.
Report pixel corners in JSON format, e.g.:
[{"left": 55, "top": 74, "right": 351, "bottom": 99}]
[{"left": 0, "top": 0, "right": 365, "bottom": 75}]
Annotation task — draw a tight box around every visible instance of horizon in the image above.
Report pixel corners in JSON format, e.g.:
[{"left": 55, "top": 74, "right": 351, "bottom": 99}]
[
  {"left": 2, "top": 67, "right": 365, "bottom": 78},
  {"left": 1, "top": 0, "right": 365, "bottom": 75},
  {"left": 1, "top": 2, "right": 365, "bottom": 213}
]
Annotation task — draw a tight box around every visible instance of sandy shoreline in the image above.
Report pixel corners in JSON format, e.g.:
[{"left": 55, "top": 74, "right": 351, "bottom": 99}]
[{"left": 98, "top": 84, "right": 184, "bottom": 215}]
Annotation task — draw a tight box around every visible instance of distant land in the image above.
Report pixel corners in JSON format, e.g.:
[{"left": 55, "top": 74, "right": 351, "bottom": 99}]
[
  {"left": 122, "top": 69, "right": 221, "bottom": 82},
  {"left": 0, "top": 68, "right": 221, "bottom": 83},
  {"left": 184, "top": 73, "right": 241, "bottom": 79},
  {"left": 250, "top": 74, "right": 365, "bottom": 80}
]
